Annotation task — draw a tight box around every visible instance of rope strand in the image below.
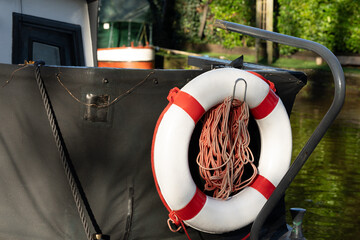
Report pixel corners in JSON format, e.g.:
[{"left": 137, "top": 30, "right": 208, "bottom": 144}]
[{"left": 56, "top": 69, "right": 154, "bottom": 108}]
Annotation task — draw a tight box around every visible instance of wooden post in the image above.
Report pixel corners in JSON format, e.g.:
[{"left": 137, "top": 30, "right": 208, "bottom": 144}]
[
  {"left": 255, "top": 0, "right": 274, "bottom": 64},
  {"left": 198, "top": 3, "right": 209, "bottom": 38},
  {"left": 255, "top": 0, "right": 262, "bottom": 63},
  {"left": 266, "top": 0, "right": 274, "bottom": 64}
]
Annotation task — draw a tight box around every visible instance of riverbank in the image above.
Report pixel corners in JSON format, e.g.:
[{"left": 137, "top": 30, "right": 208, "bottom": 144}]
[
  {"left": 156, "top": 49, "right": 360, "bottom": 78},
  {"left": 182, "top": 42, "right": 360, "bottom": 67}
]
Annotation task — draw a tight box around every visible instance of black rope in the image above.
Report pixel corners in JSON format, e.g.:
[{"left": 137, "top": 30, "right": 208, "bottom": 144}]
[{"left": 34, "top": 62, "right": 102, "bottom": 240}]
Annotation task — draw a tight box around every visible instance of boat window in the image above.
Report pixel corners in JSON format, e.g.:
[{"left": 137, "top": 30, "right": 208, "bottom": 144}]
[
  {"left": 12, "top": 13, "right": 84, "bottom": 66},
  {"left": 32, "top": 42, "right": 61, "bottom": 66}
]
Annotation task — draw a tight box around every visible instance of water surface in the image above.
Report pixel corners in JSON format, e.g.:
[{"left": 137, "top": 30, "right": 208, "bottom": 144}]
[{"left": 285, "top": 72, "right": 360, "bottom": 240}]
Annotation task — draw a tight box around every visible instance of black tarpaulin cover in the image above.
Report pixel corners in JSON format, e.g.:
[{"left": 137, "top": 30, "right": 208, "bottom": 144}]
[{"left": 0, "top": 64, "right": 306, "bottom": 239}]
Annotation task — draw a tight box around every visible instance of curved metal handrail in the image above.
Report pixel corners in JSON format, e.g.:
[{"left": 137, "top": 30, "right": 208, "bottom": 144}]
[{"left": 214, "top": 19, "right": 346, "bottom": 240}]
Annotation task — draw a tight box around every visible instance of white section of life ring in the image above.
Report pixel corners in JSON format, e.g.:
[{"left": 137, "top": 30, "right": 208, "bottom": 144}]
[{"left": 152, "top": 68, "right": 292, "bottom": 233}]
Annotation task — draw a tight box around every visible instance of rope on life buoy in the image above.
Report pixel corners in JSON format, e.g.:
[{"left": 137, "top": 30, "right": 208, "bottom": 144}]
[
  {"left": 196, "top": 96, "right": 257, "bottom": 200},
  {"left": 196, "top": 78, "right": 262, "bottom": 200}
]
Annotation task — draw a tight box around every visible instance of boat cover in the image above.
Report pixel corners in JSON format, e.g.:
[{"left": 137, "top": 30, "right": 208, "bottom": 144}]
[{"left": 0, "top": 63, "right": 306, "bottom": 240}]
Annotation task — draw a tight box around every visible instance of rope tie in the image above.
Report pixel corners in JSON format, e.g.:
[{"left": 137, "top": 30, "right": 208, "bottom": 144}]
[
  {"left": 167, "top": 211, "right": 192, "bottom": 239},
  {"left": 167, "top": 211, "right": 182, "bottom": 232},
  {"left": 167, "top": 87, "right": 180, "bottom": 103}
]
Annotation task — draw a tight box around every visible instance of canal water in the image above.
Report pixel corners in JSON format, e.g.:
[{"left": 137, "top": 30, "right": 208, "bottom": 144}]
[{"left": 285, "top": 71, "right": 360, "bottom": 240}]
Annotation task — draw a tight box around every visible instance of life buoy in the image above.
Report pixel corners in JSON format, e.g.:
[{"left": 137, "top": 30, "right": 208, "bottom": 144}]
[{"left": 151, "top": 68, "right": 292, "bottom": 234}]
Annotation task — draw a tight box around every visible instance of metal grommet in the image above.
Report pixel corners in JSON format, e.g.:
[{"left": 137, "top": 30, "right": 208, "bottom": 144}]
[{"left": 92, "top": 233, "right": 110, "bottom": 240}]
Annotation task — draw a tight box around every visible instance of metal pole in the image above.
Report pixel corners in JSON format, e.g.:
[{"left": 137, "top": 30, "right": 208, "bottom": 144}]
[
  {"left": 149, "top": 24, "right": 153, "bottom": 46},
  {"left": 128, "top": 21, "right": 132, "bottom": 47},
  {"left": 214, "top": 19, "right": 345, "bottom": 240}
]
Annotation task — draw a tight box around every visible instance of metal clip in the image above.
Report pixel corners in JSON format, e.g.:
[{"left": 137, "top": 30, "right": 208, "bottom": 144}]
[{"left": 231, "top": 78, "right": 247, "bottom": 106}]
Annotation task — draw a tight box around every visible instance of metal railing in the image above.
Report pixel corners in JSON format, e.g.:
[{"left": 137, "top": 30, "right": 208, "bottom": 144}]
[{"left": 214, "top": 19, "right": 346, "bottom": 240}]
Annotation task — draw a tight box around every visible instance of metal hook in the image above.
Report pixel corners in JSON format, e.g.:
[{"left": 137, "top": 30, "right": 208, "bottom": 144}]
[{"left": 231, "top": 78, "right": 247, "bottom": 106}]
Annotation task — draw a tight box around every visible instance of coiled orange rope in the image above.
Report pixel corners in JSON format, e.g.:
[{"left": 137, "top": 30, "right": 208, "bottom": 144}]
[{"left": 196, "top": 97, "right": 257, "bottom": 200}]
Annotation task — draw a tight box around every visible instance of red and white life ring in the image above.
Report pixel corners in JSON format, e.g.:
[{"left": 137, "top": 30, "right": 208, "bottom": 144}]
[{"left": 151, "top": 68, "right": 292, "bottom": 234}]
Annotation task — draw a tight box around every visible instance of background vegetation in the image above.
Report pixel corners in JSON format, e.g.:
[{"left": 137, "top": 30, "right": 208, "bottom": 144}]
[
  {"left": 156, "top": 0, "right": 360, "bottom": 55},
  {"left": 171, "top": 0, "right": 256, "bottom": 48},
  {"left": 277, "top": 0, "right": 360, "bottom": 55}
]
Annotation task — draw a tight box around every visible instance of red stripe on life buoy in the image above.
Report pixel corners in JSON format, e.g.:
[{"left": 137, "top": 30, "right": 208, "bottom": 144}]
[
  {"left": 174, "top": 188, "right": 207, "bottom": 221},
  {"left": 250, "top": 89, "right": 279, "bottom": 120},
  {"left": 173, "top": 91, "right": 205, "bottom": 123},
  {"left": 249, "top": 175, "right": 275, "bottom": 199}
]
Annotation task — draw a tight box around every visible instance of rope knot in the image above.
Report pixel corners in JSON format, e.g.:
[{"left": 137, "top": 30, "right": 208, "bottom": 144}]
[
  {"left": 167, "top": 211, "right": 182, "bottom": 232},
  {"left": 167, "top": 87, "right": 180, "bottom": 103}
]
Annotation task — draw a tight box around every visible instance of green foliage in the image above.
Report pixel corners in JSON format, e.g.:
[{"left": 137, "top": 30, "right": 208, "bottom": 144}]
[
  {"left": 172, "top": 0, "right": 256, "bottom": 48},
  {"left": 205, "top": 0, "right": 256, "bottom": 48},
  {"left": 336, "top": 0, "right": 360, "bottom": 53},
  {"left": 277, "top": 0, "right": 360, "bottom": 55},
  {"left": 171, "top": 0, "right": 360, "bottom": 54},
  {"left": 173, "top": 0, "right": 202, "bottom": 44}
]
